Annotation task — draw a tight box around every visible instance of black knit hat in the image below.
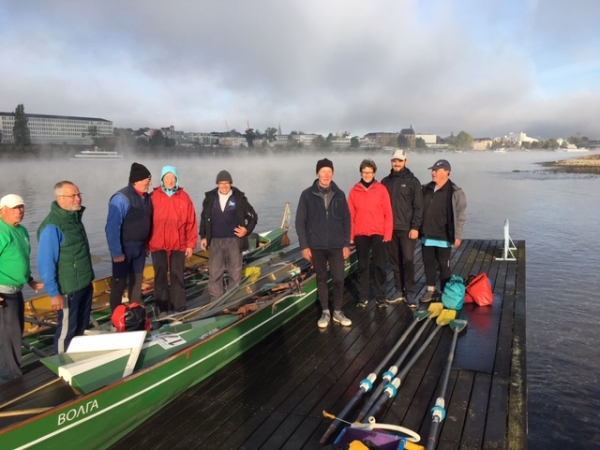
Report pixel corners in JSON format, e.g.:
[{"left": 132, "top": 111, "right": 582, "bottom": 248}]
[
  {"left": 316, "top": 158, "right": 334, "bottom": 174},
  {"left": 216, "top": 170, "right": 233, "bottom": 183},
  {"left": 129, "top": 162, "right": 151, "bottom": 183}
]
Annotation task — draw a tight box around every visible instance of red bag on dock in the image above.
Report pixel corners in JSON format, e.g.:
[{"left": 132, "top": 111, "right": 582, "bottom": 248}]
[{"left": 466, "top": 274, "right": 493, "bottom": 307}]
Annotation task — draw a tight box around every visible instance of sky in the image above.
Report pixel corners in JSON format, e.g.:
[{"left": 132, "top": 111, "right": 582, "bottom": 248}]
[{"left": 1, "top": 0, "right": 599, "bottom": 139}]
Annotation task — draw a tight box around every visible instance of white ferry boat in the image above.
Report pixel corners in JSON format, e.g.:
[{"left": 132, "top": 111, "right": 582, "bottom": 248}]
[{"left": 71, "top": 147, "right": 123, "bottom": 160}]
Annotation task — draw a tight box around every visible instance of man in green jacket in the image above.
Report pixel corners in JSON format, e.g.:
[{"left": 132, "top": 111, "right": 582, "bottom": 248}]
[
  {"left": 37, "top": 181, "right": 94, "bottom": 354},
  {"left": 0, "top": 194, "right": 43, "bottom": 383}
]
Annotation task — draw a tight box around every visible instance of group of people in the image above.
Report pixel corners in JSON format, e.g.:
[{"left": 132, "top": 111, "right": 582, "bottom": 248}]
[
  {"left": 0, "top": 163, "right": 257, "bottom": 384},
  {"left": 0, "top": 153, "right": 465, "bottom": 384},
  {"left": 296, "top": 152, "right": 466, "bottom": 329}
]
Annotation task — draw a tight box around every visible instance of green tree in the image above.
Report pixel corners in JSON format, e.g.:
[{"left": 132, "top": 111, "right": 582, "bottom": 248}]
[
  {"left": 244, "top": 128, "right": 256, "bottom": 147},
  {"left": 415, "top": 137, "right": 427, "bottom": 148},
  {"left": 0, "top": 130, "right": 3, "bottom": 144},
  {"left": 397, "top": 134, "right": 408, "bottom": 147},
  {"left": 13, "top": 104, "right": 31, "bottom": 146},
  {"left": 350, "top": 136, "right": 360, "bottom": 148},
  {"left": 150, "top": 130, "right": 165, "bottom": 148},
  {"left": 312, "top": 135, "right": 326, "bottom": 147},
  {"left": 264, "top": 127, "right": 278, "bottom": 142},
  {"left": 455, "top": 131, "right": 473, "bottom": 149}
]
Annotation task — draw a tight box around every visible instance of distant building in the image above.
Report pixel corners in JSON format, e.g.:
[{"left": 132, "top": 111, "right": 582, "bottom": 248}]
[
  {"left": 473, "top": 138, "right": 493, "bottom": 150},
  {"left": 399, "top": 127, "right": 416, "bottom": 148},
  {"left": 0, "top": 112, "right": 113, "bottom": 145},
  {"left": 415, "top": 134, "right": 437, "bottom": 145},
  {"left": 515, "top": 132, "right": 538, "bottom": 145},
  {"left": 363, "top": 132, "right": 398, "bottom": 147}
]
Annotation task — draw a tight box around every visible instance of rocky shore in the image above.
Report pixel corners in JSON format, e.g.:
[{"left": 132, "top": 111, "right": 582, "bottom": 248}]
[{"left": 538, "top": 153, "right": 600, "bottom": 174}]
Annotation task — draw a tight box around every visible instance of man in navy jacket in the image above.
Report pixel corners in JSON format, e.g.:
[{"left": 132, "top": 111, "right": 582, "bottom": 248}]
[{"left": 296, "top": 159, "right": 352, "bottom": 329}]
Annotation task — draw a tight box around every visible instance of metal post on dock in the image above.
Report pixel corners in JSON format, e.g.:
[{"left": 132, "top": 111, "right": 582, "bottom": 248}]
[{"left": 495, "top": 219, "right": 517, "bottom": 261}]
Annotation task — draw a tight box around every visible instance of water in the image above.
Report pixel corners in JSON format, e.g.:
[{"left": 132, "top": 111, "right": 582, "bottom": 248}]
[{"left": 2, "top": 150, "right": 599, "bottom": 448}]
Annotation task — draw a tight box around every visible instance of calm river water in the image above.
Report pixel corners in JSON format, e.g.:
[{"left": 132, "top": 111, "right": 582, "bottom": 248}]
[{"left": 2, "top": 150, "right": 599, "bottom": 448}]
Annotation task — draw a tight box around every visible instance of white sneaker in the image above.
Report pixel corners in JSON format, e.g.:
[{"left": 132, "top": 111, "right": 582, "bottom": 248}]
[
  {"left": 333, "top": 310, "right": 352, "bottom": 327},
  {"left": 318, "top": 311, "right": 331, "bottom": 328}
]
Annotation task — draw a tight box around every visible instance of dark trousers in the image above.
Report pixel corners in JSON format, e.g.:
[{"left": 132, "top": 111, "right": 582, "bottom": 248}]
[
  {"left": 422, "top": 245, "right": 452, "bottom": 291},
  {"left": 311, "top": 248, "right": 345, "bottom": 312},
  {"left": 354, "top": 235, "right": 387, "bottom": 302},
  {"left": 55, "top": 284, "right": 93, "bottom": 354},
  {"left": 0, "top": 291, "right": 24, "bottom": 383},
  {"left": 110, "top": 240, "right": 147, "bottom": 311},
  {"left": 388, "top": 230, "right": 417, "bottom": 294},
  {"left": 151, "top": 250, "right": 187, "bottom": 313}
]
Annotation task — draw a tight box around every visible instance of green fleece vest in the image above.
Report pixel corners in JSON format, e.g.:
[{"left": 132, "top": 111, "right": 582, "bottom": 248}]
[{"left": 37, "top": 202, "right": 94, "bottom": 294}]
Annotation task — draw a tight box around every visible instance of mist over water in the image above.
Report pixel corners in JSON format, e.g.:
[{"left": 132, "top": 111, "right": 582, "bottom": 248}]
[{"left": 2, "top": 150, "right": 599, "bottom": 448}]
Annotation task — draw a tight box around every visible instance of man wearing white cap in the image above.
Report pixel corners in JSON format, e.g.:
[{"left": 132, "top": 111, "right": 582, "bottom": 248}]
[
  {"left": 0, "top": 194, "right": 43, "bottom": 383},
  {"left": 381, "top": 149, "right": 423, "bottom": 308}
]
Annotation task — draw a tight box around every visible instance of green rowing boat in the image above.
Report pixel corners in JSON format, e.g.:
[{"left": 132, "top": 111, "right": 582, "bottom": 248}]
[{"left": 0, "top": 249, "right": 357, "bottom": 449}]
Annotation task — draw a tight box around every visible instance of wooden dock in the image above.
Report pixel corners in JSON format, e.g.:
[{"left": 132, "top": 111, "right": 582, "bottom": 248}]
[{"left": 112, "top": 239, "right": 527, "bottom": 449}]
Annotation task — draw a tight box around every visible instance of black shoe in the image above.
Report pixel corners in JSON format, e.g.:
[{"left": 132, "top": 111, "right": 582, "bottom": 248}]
[
  {"left": 420, "top": 290, "right": 438, "bottom": 303},
  {"left": 405, "top": 292, "right": 419, "bottom": 309},
  {"left": 386, "top": 289, "right": 405, "bottom": 304}
]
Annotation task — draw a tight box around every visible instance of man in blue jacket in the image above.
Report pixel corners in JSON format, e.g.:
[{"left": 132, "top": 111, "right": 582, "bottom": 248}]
[
  {"left": 105, "top": 163, "right": 153, "bottom": 312},
  {"left": 37, "top": 182, "right": 94, "bottom": 354},
  {"left": 296, "top": 159, "right": 352, "bottom": 329}
]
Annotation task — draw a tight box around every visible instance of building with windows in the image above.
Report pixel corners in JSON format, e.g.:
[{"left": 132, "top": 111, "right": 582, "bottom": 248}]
[{"left": 0, "top": 112, "right": 113, "bottom": 145}]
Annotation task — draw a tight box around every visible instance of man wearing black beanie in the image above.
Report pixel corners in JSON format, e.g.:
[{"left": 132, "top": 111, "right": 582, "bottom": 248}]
[
  {"left": 105, "top": 162, "right": 153, "bottom": 312},
  {"left": 295, "top": 158, "right": 352, "bottom": 329},
  {"left": 199, "top": 169, "right": 257, "bottom": 301}
]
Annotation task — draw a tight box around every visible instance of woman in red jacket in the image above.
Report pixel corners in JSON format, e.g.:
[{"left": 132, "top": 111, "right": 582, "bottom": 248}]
[
  {"left": 348, "top": 159, "right": 393, "bottom": 308},
  {"left": 149, "top": 166, "right": 198, "bottom": 316}
]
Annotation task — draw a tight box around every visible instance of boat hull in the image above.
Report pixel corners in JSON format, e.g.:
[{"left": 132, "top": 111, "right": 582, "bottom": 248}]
[{"left": 2, "top": 255, "right": 356, "bottom": 449}]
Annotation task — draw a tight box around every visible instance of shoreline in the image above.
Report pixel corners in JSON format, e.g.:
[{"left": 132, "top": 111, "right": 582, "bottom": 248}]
[{"left": 538, "top": 153, "right": 600, "bottom": 174}]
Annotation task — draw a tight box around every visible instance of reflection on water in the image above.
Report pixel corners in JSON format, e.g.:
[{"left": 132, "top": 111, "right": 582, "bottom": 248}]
[{"left": 2, "top": 150, "right": 599, "bottom": 448}]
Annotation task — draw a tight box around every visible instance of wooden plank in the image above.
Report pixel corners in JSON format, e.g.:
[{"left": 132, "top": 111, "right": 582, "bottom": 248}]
[{"left": 109, "top": 240, "right": 527, "bottom": 450}]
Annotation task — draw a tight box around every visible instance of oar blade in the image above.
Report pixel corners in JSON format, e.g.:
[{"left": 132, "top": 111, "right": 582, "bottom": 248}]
[
  {"left": 413, "top": 309, "right": 431, "bottom": 321},
  {"left": 428, "top": 302, "right": 443, "bottom": 318},
  {"left": 436, "top": 309, "right": 457, "bottom": 326},
  {"left": 450, "top": 319, "right": 467, "bottom": 332}
]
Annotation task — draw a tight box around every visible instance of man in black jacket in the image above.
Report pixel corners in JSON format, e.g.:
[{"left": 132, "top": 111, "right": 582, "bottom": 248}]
[
  {"left": 420, "top": 159, "right": 467, "bottom": 302},
  {"left": 296, "top": 159, "right": 352, "bottom": 329},
  {"left": 200, "top": 170, "right": 257, "bottom": 301},
  {"left": 381, "top": 149, "right": 423, "bottom": 308}
]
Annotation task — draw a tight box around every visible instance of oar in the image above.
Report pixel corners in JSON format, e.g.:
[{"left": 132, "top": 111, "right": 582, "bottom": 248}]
[
  {"left": 0, "top": 378, "right": 61, "bottom": 411},
  {"left": 0, "top": 407, "right": 53, "bottom": 417},
  {"left": 362, "top": 309, "right": 457, "bottom": 421},
  {"left": 426, "top": 319, "right": 467, "bottom": 450},
  {"left": 21, "top": 339, "right": 47, "bottom": 358},
  {"left": 319, "top": 308, "right": 432, "bottom": 444},
  {"left": 355, "top": 303, "right": 444, "bottom": 422}
]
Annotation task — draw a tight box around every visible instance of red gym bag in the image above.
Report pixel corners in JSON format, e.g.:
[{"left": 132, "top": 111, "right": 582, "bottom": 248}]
[{"left": 465, "top": 274, "right": 494, "bottom": 307}]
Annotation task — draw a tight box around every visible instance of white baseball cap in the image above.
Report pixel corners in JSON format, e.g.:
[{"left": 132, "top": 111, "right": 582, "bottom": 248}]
[
  {"left": 391, "top": 149, "right": 407, "bottom": 161},
  {"left": 0, "top": 194, "right": 25, "bottom": 209}
]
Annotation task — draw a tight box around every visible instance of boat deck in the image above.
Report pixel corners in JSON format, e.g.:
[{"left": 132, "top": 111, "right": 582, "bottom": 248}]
[{"left": 111, "top": 239, "right": 527, "bottom": 449}]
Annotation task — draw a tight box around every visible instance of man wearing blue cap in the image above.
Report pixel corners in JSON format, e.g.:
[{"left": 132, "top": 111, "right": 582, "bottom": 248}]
[{"left": 420, "top": 159, "right": 467, "bottom": 302}]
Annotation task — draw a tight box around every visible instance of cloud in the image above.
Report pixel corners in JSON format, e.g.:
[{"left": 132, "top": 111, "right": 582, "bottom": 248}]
[{"left": 1, "top": 0, "right": 599, "bottom": 138}]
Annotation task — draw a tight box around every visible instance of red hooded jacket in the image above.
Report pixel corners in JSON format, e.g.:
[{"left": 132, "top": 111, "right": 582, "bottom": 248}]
[
  {"left": 348, "top": 181, "right": 393, "bottom": 242},
  {"left": 149, "top": 187, "right": 198, "bottom": 252}
]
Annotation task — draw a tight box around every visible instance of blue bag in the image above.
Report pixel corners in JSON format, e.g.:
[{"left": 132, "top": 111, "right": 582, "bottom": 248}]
[{"left": 441, "top": 274, "right": 465, "bottom": 310}]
